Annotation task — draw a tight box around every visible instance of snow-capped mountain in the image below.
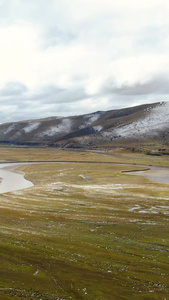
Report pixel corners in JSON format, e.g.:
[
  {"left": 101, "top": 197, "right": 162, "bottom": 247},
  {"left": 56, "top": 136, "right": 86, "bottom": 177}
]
[{"left": 0, "top": 102, "right": 168, "bottom": 151}]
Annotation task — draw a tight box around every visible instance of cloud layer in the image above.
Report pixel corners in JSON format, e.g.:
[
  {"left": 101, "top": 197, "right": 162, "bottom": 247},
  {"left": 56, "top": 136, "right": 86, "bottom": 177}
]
[{"left": 0, "top": 0, "right": 169, "bottom": 122}]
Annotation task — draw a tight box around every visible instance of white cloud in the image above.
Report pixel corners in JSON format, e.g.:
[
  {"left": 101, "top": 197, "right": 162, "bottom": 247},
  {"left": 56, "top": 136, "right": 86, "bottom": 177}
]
[
  {"left": 0, "top": 0, "right": 168, "bottom": 122},
  {"left": 0, "top": 22, "right": 42, "bottom": 88}
]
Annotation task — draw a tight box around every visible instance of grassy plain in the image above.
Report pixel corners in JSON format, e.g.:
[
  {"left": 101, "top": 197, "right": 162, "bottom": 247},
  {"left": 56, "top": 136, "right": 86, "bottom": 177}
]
[{"left": 0, "top": 147, "right": 169, "bottom": 299}]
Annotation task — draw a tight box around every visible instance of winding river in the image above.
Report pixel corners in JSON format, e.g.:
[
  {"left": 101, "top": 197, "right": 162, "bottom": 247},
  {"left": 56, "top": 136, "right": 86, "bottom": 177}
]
[
  {"left": 0, "top": 163, "right": 33, "bottom": 194},
  {"left": 124, "top": 165, "right": 169, "bottom": 185},
  {"left": 0, "top": 162, "right": 168, "bottom": 194}
]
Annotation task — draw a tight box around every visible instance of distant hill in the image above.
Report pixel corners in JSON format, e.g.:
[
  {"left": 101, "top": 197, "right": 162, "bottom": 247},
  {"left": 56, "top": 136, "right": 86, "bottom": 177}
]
[{"left": 0, "top": 101, "right": 169, "bottom": 153}]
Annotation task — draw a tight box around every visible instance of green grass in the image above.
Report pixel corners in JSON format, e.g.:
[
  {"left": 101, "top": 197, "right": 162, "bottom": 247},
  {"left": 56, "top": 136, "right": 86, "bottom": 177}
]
[{"left": 0, "top": 148, "right": 169, "bottom": 299}]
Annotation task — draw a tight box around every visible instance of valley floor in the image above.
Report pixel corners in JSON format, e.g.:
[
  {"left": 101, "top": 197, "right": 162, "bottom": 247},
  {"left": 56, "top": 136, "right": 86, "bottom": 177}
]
[{"left": 0, "top": 147, "right": 169, "bottom": 299}]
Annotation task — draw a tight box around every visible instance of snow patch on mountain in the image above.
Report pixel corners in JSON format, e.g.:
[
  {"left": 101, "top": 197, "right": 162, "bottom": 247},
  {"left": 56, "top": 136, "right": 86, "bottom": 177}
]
[
  {"left": 38, "top": 118, "right": 72, "bottom": 137},
  {"left": 79, "top": 112, "right": 101, "bottom": 129},
  {"left": 0, "top": 124, "right": 16, "bottom": 136},
  {"left": 23, "top": 122, "right": 40, "bottom": 133},
  {"left": 93, "top": 125, "right": 102, "bottom": 132},
  {"left": 112, "top": 102, "right": 169, "bottom": 138}
]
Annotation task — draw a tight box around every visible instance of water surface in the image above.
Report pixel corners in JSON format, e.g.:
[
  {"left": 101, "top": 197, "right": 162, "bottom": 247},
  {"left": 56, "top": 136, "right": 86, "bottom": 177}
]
[
  {"left": 125, "top": 166, "right": 169, "bottom": 185},
  {"left": 0, "top": 163, "right": 33, "bottom": 194}
]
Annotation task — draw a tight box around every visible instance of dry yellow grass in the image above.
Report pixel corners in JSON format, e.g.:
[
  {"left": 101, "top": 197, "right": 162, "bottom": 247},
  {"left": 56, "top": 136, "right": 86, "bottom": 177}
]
[{"left": 0, "top": 147, "right": 169, "bottom": 299}]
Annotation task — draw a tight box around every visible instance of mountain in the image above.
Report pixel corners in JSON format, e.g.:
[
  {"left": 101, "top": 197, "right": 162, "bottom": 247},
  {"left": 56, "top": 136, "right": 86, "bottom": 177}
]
[{"left": 0, "top": 101, "right": 169, "bottom": 153}]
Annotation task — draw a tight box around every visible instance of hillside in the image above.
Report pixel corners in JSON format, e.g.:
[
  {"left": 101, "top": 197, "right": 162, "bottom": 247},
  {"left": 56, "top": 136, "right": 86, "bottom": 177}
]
[{"left": 0, "top": 101, "right": 169, "bottom": 152}]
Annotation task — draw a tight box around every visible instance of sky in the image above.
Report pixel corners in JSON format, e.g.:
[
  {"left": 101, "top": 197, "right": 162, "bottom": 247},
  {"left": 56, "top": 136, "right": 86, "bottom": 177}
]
[{"left": 0, "top": 0, "right": 169, "bottom": 123}]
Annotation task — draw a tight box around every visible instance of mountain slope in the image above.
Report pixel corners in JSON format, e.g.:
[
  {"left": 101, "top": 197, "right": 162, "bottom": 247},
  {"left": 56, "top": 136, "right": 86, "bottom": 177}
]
[{"left": 0, "top": 101, "right": 169, "bottom": 150}]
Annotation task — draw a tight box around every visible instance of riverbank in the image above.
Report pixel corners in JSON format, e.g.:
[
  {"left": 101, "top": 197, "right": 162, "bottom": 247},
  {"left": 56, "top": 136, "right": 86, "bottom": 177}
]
[{"left": 0, "top": 161, "right": 169, "bottom": 195}]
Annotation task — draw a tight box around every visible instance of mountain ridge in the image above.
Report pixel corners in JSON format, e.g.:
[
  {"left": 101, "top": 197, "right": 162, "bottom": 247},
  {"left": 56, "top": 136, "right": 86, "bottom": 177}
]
[{"left": 0, "top": 101, "right": 169, "bottom": 153}]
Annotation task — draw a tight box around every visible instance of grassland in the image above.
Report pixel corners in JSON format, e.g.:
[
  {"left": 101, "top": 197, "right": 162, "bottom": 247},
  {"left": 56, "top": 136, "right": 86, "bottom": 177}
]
[{"left": 0, "top": 147, "right": 169, "bottom": 299}]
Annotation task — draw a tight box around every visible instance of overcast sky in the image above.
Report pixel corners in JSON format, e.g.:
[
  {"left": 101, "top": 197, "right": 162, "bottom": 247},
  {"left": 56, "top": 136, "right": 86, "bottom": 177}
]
[{"left": 0, "top": 0, "right": 169, "bottom": 123}]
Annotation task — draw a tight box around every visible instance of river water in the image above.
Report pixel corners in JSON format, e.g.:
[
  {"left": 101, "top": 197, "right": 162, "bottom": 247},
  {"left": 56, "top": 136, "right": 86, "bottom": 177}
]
[
  {"left": 125, "top": 166, "right": 169, "bottom": 185},
  {"left": 0, "top": 163, "right": 33, "bottom": 194}
]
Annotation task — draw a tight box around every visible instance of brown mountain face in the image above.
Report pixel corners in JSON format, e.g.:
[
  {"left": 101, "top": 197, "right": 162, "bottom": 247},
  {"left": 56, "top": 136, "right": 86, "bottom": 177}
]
[{"left": 0, "top": 102, "right": 169, "bottom": 153}]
